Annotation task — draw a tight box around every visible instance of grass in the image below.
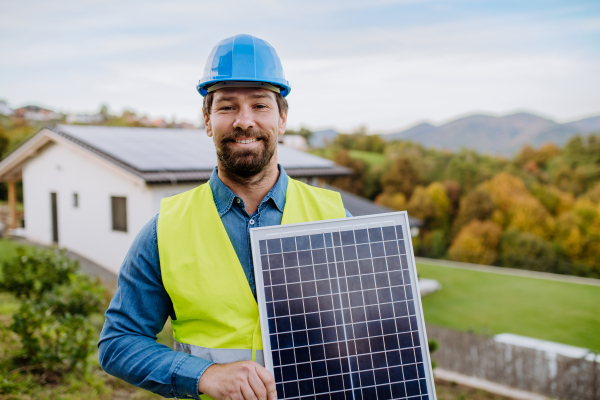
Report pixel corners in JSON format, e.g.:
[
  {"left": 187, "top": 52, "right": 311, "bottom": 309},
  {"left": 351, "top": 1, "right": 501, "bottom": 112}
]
[
  {"left": 417, "top": 262, "right": 600, "bottom": 351},
  {"left": 309, "top": 148, "right": 386, "bottom": 167}
]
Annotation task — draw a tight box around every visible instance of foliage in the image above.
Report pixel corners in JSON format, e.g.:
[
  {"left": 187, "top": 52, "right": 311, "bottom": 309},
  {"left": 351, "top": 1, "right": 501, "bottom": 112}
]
[
  {"left": 499, "top": 230, "right": 557, "bottom": 272},
  {"left": 448, "top": 220, "right": 502, "bottom": 265},
  {"left": 285, "top": 126, "right": 313, "bottom": 142},
  {"left": 381, "top": 157, "right": 421, "bottom": 198},
  {"left": 0, "top": 247, "right": 104, "bottom": 382}
]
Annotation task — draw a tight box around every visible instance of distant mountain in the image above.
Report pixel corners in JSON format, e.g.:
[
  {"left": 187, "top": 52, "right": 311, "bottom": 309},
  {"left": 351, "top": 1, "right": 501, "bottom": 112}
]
[
  {"left": 309, "top": 129, "right": 339, "bottom": 148},
  {"left": 382, "top": 112, "right": 600, "bottom": 156}
]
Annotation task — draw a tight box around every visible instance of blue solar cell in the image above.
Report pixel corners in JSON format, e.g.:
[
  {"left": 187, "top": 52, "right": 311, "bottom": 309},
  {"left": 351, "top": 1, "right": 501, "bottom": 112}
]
[
  {"left": 392, "top": 286, "right": 407, "bottom": 302},
  {"left": 368, "top": 227, "right": 383, "bottom": 242},
  {"left": 399, "top": 332, "right": 413, "bottom": 348},
  {"left": 310, "top": 234, "right": 325, "bottom": 249},
  {"left": 332, "top": 231, "right": 341, "bottom": 246},
  {"left": 354, "top": 323, "right": 369, "bottom": 338},
  {"left": 334, "top": 247, "right": 343, "bottom": 261},
  {"left": 320, "top": 311, "right": 335, "bottom": 327},
  {"left": 342, "top": 245, "right": 357, "bottom": 261},
  {"left": 263, "top": 271, "right": 271, "bottom": 286},
  {"left": 279, "top": 333, "right": 294, "bottom": 349},
  {"left": 304, "top": 297, "right": 319, "bottom": 313},
  {"left": 316, "top": 281, "right": 331, "bottom": 296},
  {"left": 361, "top": 274, "right": 376, "bottom": 290},
  {"left": 397, "top": 317, "right": 411, "bottom": 333},
  {"left": 286, "top": 268, "right": 301, "bottom": 283},
  {"left": 401, "top": 348, "right": 416, "bottom": 364},
  {"left": 284, "top": 252, "right": 299, "bottom": 267},
  {"left": 408, "top": 300, "right": 416, "bottom": 315},
  {"left": 267, "top": 239, "right": 282, "bottom": 254},
  {"left": 261, "top": 255, "right": 269, "bottom": 270},
  {"left": 365, "top": 305, "right": 380, "bottom": 321},
  {"left": 405, "top": 379, "right": 421, "bottom": 396},
  {"left": 382, "top": 226, "right": 396, "bottom": 241},
  {"left": 349, "top": 291, "right": 363, "bottom": 307},
  {"left": 370, "top": 242, "right": 385, "bottom": 257},
  {"left": 347, "top": 276, "right": 362, "bottom": 291},
  {"left": 354, "top": 229, "right": 369, "bottom": 244},
  {"left": 398, "top": 240, "right": 406, "bottom": 254},
  {"left": 356, "top": 244, "right": 371, "bottom": 259},
  {"left": 280, "top": 348, "right": 295, "bottom": 364},
  {"left": 391, "top": 381, "right": 406, "bottom": 398},
  {"left": 295, "top": 346, "right": 311, "bottom": 363},
  {"left": 382, "top": 319, "right": 396, "bottom": 335},
  {"left": 395, "top": 224, "right": 404, "bottom": 239},
  {"left": 420, "top": 378, "right": 428, "bottom": 394},
  {"left": 288, "top": 283, "right": 303, "bottom": 299},
  {"left": 326, "top": 247, "right": 335, "bottom": 261},
  {"left": 387, "top": 350, "right": 401, "bottom": 366},
  {"left": 299, "top": 379, "right": 314, "bottom": 396},
  {"left": 345, "top": 260, "right": 359, "bottom": 276},
  {"left": 266, "top": 302, "right": 275, "bottom": 318},
  {"left": 389, "top": 365, "right": 403, "bottom": 382},
  {"left": 318, "top": 295, "right": 333, "bottom": 310},
  {"left": 293, "top": 330, "right": 308, "bottom": 347},
  {"left": 389, "top": 270, "right": 403, "bottom": 285},
  {"left": 351, "top": 307, "right": 366, "bottom": 323},
  {"left": 268, "top": 317, "right": 277, "bottom": 333},
  {"left": 378, "top": 287, "right": 392, "bottom": 303},
  {"left": 297, "top": 250, "right": 312, "bottom": 266},
  {"left": 298, "top": 266, "right": 314, "bottom": 282},
  {"left": 312, "top": 361, "right": 328, "bottom": 377},
  {"left": 372, "top": 352, "right": 387, "bottom": 369},
  {"left": 274, "top": 300, "right": 289, "bottom": 316},
  {"left": 269, "top": 253, "right": 284, "bottom": 269},
  {"left": 340, "top": 230, "right": 355, "bottom": 245},
  {"left": 276, "top": 317, "right": 291, "bottom": 333},
  {"left": 296, "top": 235, "right": 311, "bottom": 251},
  {"left": 403, "top": 364, "right": 418, "bottom": 380},
  {"left": 270, "top": 334, "right": 278, "bottom": 350},
  {"left": 412, "top": 331, "right": 421, "bottom": 346},
  {"left": 291, "top": 315, "right": 306, "bottom": 331},
  {"left": 281, "top": 236, "right": 296, "bottom": 252},
  {"left": 260, "top": 240, "right": 268, "bottom": 255},
  {"left": 384, "top": 241, "right": 399, "bottom": 256},
  {"left": 358, "top": 259, "right": 373, "bottom": 274},
  {"left": 324, "top": 232, "right": 333, "bottom": 247},
  {"left": 289, "top": 298, "right": 304, "bottom": 315},
  {"left": 379, "top": 303, "right": 394, "bottom": 319},
  {"left": 367, "top": 321, "right": 383, "bottom": 337},
  {"left": 276, "top": 383, "right": 284, "bottom": 399},
  {"left": 357, "top": 354, "right": 372, "bottom": 370},
  {"left": 313, "top": 376, "right": 328, "bottom": 393},
  {"left": 284, "top": 381, "right": 300, "bottom": 397},
  {"left": 302, "top": 281, "right": 317, "bottom": 297},
  {"left": 359, "top": 370, "right": 375, "bottom": 386},
  {"left": 415, "top": 346, "right": 423, "bottom": 362},
  {"left": 273, "top": 350, "right": 281, "bottom": 366},
  {"left": 377, "top": 384, "right": 393, "bottom": 399},
  {"left": 270, "top": 269, "right": 285, "bottom": 285},
  {"left": 373, "top": 257, "right": 387, "bottom": 272},
  {"left": 305, "top": 313, "right": 321, "bottom": 329},
  {"left": 401, "top": 255, "right": 409, "bottom": 269},
  {"left": 375, "top": 272, "right": 390, "bottom": 288},
  {"left": 394, "top": 301, "right": 409, "bottom": 317},
  {"left": 312, "top": 265, "right": 327, "bottom": 280},
  {"left": 363, "top": 289, "right": 378, "bottom": 305},
  {"left": 331, "top": 280, "right": 340, "bottom": 295},
  {"left": 410, "top": 316, "right": 418, "bottom": 329},
  {"left": 312, "top": 249, "right": 327, "bottom": 264},
  {"left": 384, "top": 335, "right": 399, "bottom": 350},
  {"left": 369, "top": 336, "right": 385, "bottom": 352},
  {"left": 297, "top": 362, "right": 312, "bottom": 379}
]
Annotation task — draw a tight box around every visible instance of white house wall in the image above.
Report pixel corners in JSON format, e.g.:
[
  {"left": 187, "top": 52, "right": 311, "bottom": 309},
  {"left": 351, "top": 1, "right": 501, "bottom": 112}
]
[{"left": 22, "top": 142, "right": 153, "bottom": 274}]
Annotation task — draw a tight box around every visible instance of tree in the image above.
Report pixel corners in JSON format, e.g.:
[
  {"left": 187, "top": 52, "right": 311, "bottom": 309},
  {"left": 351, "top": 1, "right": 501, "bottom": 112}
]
[
  {"left": 499, "top": 230, "right": 556, "bottom": 272},
  {"left": 286, "top": 126, "right": 313, "bottom": 143},
  {"left": 380, "top": 157, "right": 420, "bottom": 198},
  {"left": 448, "top": 220, "right": 502, "bottom": 265},
  {"left": 326, "top": 149, "right": 366, "bottom": 195},
  {"left": 375, "top": 192, "right": 407, "bottom": 211},
  {"left": 0, "top": 124, "right": 9, "bottom": 158},
  {"left": 452, "top": 188, "right": 495, "bottom": 235}
]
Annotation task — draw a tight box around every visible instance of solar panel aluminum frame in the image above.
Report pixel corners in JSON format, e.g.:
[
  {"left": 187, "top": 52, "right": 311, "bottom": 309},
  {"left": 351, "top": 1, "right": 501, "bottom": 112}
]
[{"left": 250, "top": 211, "right": 437, "bottom": 400}]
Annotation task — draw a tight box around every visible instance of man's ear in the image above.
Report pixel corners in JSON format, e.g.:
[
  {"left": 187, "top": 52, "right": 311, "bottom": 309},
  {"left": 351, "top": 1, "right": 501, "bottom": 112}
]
[
  {"left": 278, "top": 111, "right": 288, "bottom": 136},
  {"left": 202, "top": 108, "right": 212, "bottom": 137}
]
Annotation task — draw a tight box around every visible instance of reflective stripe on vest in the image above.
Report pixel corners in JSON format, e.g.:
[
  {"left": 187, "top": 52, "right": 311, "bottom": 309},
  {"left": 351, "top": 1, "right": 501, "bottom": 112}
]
[
  {"left": 157, "top": 178, "right": 345, "bottom": 371},
  {"left": 174, "top": 340, "right": 265, "bottom": 366}
]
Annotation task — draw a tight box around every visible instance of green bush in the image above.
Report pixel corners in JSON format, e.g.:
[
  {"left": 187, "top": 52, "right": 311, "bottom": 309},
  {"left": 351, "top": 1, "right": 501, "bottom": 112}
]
[
  {"left": 0, "top": 247, "right": 103, "bottom": 381},
  {"left": 499, "top": 230, "right": 556, "bottom": 272}
]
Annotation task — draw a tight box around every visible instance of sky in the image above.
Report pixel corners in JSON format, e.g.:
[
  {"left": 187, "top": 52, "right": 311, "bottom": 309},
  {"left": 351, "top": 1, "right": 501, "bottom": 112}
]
[{"left": 1, "top": 0, "right": 599, "bottom": 132}]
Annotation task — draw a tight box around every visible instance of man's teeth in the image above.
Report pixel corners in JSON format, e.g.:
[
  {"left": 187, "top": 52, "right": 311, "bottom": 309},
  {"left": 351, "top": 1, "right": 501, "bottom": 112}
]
[{"left": 235, "top": 138, "right": 258, "bottom": 144}]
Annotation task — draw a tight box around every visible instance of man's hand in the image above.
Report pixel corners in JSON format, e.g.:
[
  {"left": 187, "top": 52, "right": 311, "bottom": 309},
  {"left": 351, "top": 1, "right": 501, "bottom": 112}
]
[{"left": 198, "top": 361, "right": 277, "bottom": 400}]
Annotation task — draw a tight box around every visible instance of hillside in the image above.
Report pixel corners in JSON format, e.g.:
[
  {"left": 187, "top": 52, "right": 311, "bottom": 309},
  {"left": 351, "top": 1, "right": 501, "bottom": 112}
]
[{"left": 383, "top": 112, "right": 600, "bottom": 155}]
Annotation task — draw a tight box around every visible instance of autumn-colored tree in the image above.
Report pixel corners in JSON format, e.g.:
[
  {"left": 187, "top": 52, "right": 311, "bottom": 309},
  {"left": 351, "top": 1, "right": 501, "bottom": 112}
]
[
  {"left": 380, "top": 157, "right": 420, "bottom": 198},
  {"left": 480, "top": 172, "right": 554, "bottom": 239},
  {"left": 425, "top": 182, "right": 451, "bottom": 229},
  {"left": 530, "top": 183, "right": 574, "bottom": 216},
  {"left": 326, "top": 149, "right": 366, "bottom": 195},
  {"left": 448, "top": 220, "right": 502, "bottom": 265},
  {"left": 442, "top": 180, "right": 461, "bottom": 214},
  {"left": 375, "top": 192, "right": 407, "bottom": 211},
  {"left": 452, "top": 188, "right": 495, "bottom": 235},
  {"left": 406, "top": 186, "right": 436, "bottom": 225}
]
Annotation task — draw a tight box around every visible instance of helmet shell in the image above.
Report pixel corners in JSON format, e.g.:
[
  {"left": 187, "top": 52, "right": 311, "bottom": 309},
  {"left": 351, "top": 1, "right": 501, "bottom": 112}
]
[{"left": 197, "top": 34, "right": 291, "bottom": 97}]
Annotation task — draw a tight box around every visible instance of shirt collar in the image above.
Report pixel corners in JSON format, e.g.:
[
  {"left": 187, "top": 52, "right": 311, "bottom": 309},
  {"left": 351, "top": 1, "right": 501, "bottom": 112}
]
[{"left": 209, "top": 165, "right": 288, "bottom": 217}]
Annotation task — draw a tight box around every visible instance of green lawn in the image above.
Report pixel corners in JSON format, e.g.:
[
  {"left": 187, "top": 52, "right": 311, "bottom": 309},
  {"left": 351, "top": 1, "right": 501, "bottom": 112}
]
[
  {"left": 309, "top": 148, "right": 386, "bottom": 167},
  {"left": 0, "top": 238, "right": 25, "bottom": 262},
  {"left": 417, "top": 263, "right": 600, "bottom": 351}
]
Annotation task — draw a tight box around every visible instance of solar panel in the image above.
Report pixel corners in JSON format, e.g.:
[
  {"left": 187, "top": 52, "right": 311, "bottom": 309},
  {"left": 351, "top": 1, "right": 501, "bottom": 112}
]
[{"left": 250, "top": 212, "right": 437, "bottom": 400}]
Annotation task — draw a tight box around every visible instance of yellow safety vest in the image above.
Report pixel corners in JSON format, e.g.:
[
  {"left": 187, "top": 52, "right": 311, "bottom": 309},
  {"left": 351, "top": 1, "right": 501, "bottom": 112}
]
[{"left": 157, "top": 178, "right": 345, "bottom": 398}]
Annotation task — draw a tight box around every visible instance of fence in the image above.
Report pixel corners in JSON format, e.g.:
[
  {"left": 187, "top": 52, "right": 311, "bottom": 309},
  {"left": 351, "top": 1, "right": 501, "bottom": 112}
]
[{"left": 427, "top": 325, "right": 600, "bottom": 400}]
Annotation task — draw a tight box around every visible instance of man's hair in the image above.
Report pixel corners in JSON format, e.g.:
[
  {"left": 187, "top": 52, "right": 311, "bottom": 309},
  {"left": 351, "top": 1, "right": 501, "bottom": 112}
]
[{"left": 203, "top": 91, "right": 288, "bottom": 118}]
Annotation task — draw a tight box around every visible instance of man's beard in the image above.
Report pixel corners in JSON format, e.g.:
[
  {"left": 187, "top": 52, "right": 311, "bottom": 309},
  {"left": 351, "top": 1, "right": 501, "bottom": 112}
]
[{"left": 216, "top": 128, "right": 277, "bottom": 178}]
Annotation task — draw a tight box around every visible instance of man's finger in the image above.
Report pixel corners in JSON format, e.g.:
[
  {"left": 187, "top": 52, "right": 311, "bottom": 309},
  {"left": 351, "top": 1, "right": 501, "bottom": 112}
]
[
  {"left": 248, "top": 367, "right": 268, "bottom": 400},
  {"left": 240, "top": 377, "right": 259, "bottom": 400},
  {"left": 255, "top": 365, "right": 277, "bottom": 400}
]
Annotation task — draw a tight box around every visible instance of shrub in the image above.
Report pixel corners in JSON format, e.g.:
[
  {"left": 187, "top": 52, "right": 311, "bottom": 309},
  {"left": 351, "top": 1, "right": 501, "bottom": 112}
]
[
  {"left": 448, "top": 220, "right": 502, "bottom": 265},
  {"left": 499, "top": 230, "right": 556, "bottom": 272},
  {"left": 0, "top": 247, "right": 103, "bottom": 381}
]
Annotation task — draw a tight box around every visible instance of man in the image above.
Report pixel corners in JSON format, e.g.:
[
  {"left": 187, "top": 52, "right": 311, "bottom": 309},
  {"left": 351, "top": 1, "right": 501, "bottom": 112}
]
[{"left": 99, "top": 34, "right": 350, "bottom": 400}]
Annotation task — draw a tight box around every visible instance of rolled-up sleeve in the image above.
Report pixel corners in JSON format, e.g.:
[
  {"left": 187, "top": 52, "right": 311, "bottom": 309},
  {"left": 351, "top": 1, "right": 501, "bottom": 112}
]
[{"left": 98, "top": 215, "right": 213, "bottom": 399}]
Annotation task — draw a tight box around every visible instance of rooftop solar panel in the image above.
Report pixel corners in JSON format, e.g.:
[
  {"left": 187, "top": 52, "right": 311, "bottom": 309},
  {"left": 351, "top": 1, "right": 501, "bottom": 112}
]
[{"left": 251, "top": 212, "right": 437, "bottom": 400}]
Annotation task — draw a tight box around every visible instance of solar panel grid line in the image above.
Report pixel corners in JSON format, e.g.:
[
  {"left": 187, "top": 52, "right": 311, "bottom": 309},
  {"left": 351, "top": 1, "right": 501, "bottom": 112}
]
[{"left": 250, "top": 212, "right": 436, "bottom": 400}]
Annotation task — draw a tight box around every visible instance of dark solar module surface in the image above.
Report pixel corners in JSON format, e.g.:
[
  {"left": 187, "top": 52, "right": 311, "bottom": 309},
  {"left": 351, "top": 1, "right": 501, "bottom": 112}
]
[{"left": 258, "top": 224, "right": 431, "bottom": 400}]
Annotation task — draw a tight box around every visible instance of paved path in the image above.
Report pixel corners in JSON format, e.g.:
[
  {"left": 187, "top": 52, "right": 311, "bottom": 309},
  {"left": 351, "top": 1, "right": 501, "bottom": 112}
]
[
  {"left": 416, "top": 257, "right": 600, "bottom": 287},
  {"left": 434, "top": 369, "right": 547, "bottom": 400}
]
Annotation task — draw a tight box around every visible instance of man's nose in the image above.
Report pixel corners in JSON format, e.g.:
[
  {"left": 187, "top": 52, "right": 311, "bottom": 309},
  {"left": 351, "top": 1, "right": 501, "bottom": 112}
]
[{"left": 233, "top": 107, "right": 254, "bottom": 131}]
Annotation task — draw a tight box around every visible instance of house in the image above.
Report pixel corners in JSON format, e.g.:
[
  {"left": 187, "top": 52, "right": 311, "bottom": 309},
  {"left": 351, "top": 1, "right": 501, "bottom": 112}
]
[
  {"left": 66, "top": 114, "right": 105, "bottom": 124},
  {"left": 0, "top": 125, "right": 351, "bottom": 274},
  {"left": 14, "top": 105, "right": 61, "bottom": 121},
  {"left": 0, "top": 101, "right": 13, "bottom": 116}
]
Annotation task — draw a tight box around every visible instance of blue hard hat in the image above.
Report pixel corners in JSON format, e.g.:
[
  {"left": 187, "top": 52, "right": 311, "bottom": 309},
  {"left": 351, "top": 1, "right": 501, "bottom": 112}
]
[{"left": 197, "top": 34, "right": 291, "bottom": 97}]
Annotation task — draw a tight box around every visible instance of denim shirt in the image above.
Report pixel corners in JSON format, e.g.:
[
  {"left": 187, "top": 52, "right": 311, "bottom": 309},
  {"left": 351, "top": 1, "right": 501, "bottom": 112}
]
[{"left": 98, "top": 166, "right": 350, "bottom": 399}]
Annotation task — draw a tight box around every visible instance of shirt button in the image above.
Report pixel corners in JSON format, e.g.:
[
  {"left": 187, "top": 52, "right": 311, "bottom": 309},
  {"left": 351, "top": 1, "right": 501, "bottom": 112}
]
[
  {"left": 249, "top": 219, "right": 255, "bottom": 225},
  {"left": 236, "top": 198, "right": 241, "bottom": 204}
]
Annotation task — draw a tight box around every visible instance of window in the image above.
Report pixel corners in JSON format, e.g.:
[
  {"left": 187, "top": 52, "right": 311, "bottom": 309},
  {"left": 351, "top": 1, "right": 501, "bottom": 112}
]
[
  {"left": 73, "top": 193, "right": 79, "bottom": 208},
  {"left": 111, "top": 196, "right": 127, "bottom": 232}
]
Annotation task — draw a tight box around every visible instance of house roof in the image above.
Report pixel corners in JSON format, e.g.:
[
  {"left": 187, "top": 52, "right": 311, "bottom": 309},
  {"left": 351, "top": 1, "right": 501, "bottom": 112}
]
[
  {"left": 324, "top": 184, "right": 423, "bottom": 227},
  {"left": 0, "top": 125, "right": 352, "bottom": 184}
]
